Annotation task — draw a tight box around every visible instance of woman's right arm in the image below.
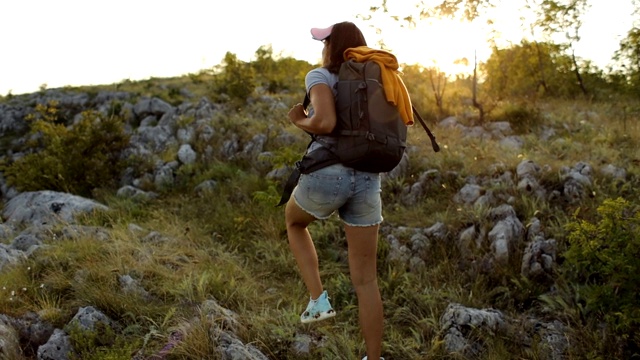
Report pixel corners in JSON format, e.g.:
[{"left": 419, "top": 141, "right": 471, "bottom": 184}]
[{"left": 288, "top": 83, "right": 336, "bottom": 135}]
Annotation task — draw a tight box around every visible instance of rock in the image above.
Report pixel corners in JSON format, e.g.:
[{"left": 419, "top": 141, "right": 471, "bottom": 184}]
[
  {"left": 521, "top": 237, "right": 557, "bottom": 279},
  {"left": 0, "top": 244, "right": 25, "bottom": 271},
  {"left": 37, "top": 329, "right": 72, "bottom": 360},
  {"left": 194, "top": 180, "right": 218, "bottom": 195},
  {"left": 600, "top": 164, "right": 626, "bottom": 180},
  {"left": 216, "top": 331, "right": 269, "bottom": 360},
  {"left": 116, "top": 185, "right": 158, "bottom": 201},
  {"left": 439, "top": 303, "right": 506, "bottom": 356},
  {"left": 0, "top": 316, "right": 22, "bottom": 359},
  {"left": 454, "top": 184, "right": 483, "bottom": 205},
  {"left": 2, "top": 191, "right": 109, "bottom": 227},
  {"left": 178, "top": 144, "right": 197, "bottom": 165},
  {"left": 67, "top": 306, "right": 116, "bottom": 332}
]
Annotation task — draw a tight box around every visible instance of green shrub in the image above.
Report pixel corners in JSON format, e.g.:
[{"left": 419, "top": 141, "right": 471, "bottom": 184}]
[
  {"left": 492, "top": 102, "right": 542, "bottom": 134},
  {"left": 3, "top": 101, "right": 130, "bottom": 197},
  {"left": 210, "top": 52, "right": 256, "bottom": 105},
  {"left": 563, "top": 197, "right": 640, "bottom": 350},
  {"left": 66, "top": 321, "right": 140, "bottom": 360},
  {"left": 251, "top": 45, "right": 311, "bottom": 94}
]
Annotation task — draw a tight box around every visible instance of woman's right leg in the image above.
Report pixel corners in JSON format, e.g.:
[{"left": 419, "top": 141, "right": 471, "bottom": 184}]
[
  {"left": 285, "top": 199, "right": 323, "bottom": 299},
  {"left": 344, "top": 224, "right": 383, "bottom": 359}
]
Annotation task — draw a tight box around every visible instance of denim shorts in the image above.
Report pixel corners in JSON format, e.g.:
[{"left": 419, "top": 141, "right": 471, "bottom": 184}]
[{"left": 292, "top": 163, "right": 383, "bottom": 227}]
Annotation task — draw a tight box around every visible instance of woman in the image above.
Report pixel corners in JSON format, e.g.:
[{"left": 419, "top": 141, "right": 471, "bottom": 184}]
[{"left": 285, "top": 21, "right": 391, "bottom": 360}]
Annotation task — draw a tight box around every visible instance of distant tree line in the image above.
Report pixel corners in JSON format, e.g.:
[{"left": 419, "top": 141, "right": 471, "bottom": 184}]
[{"left": 355, "top": 0, "right": 640, "bottom": 123}]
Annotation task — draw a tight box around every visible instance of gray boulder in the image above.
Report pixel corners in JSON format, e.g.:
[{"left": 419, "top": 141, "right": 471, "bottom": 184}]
[
  {"left": 0, "top": 316, "right": 22, "bottom": 359},
  {"left": 488, "top": 205, "right": 525, "bottom": 264},
  {"left": 0, "top": 244, "right": 25, "bottom": 271},
  {"left": 37, "top": 329, "right": 71, "bottom": 360},
  {"left": 67, "top": 306, "right": 116, "bottom": 332},
  {"left": 440, "top": 303, "right": 506, "bottom": 356},
  {"left": 2, "top": 191, "right": 109, "bottom": 227}
]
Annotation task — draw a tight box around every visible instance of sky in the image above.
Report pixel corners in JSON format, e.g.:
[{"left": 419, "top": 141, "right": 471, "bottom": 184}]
[{"left": 0, "top": 0, "right": 635, "bottom": 96}]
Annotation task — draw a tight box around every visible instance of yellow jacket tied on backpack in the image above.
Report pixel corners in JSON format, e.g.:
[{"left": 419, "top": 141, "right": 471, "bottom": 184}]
[{"left": 343, "top": 46, "right": 414, "bottom": 126}]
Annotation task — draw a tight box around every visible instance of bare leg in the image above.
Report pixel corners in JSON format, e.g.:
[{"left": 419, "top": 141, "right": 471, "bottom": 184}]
[
  {"left": 285, "top": 199, "right": 323, "bottom": 299},
  {"left": 344, "top": 224, "right": 383, "bottom": 359}
]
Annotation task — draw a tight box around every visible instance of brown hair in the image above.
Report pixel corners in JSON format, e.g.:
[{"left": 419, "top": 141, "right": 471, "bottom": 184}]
[{"left": 324, "top": 22, "right": 367, "bottom": 73}]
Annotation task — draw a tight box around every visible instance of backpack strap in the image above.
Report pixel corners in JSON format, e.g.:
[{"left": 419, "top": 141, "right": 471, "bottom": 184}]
[
  {"left": 303, "top": 92, "right": 311, "bottom": 109},
  {"left": 413, "top": 106, "right": 440, "bottom": 152}
]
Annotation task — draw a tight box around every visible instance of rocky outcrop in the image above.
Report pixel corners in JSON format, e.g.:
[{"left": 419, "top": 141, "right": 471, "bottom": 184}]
[{"left": 439, "top": 303, "right": 569, "bottom": 360}]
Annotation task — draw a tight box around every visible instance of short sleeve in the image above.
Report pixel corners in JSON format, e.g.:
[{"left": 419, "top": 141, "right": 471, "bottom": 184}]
[{"left": 305, "top": 68, "right": 338, "bottom": 96}]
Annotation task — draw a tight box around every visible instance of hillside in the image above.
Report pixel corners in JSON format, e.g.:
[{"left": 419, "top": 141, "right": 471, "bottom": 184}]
[{"left": 0, "top": 63, "right": 639, "bottom": 359}]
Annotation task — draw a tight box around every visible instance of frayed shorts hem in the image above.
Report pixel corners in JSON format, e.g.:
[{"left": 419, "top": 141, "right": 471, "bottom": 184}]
[
  {"left": 342, "top": 218, "right": 384, "bottom": 227},
  {"left": 293, "top": 195, "right": 383, "bottom": 227},
  {"left": 292, "top": 196, "right": 332, "bottom": 221}
]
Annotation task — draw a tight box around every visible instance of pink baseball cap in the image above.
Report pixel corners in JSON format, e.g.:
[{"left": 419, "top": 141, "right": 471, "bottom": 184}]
[{"left": 311, "top": 25, "right": 333, "bottom": 41}]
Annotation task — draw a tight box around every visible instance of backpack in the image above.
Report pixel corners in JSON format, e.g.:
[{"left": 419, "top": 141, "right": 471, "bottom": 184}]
[
  {"left": 276, "top": 59, "right": 439, "bottom": 206},
  {"left": 319, "top": 59, "right": 408, "bottom": 172}
]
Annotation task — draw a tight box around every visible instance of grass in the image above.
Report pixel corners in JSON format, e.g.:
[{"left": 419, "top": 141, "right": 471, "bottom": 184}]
[{"left": 0, "top": 90, "right": 639, "bottom": 359}]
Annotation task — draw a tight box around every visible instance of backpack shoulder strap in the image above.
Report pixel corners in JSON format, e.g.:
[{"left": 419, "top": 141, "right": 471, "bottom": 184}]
[
  {"left": 303, "top": 92, "right": 311, "bottom": 109},
  {"left": 301, "top": 93, "right": 318, "bottom": 140}
]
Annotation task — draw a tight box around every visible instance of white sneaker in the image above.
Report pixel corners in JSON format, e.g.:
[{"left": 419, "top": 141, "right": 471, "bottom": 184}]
[{"left": 300, "top": 290, "right": 336, "bottom": 324}]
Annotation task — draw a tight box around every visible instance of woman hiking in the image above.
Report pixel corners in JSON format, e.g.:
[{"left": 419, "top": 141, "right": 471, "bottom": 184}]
[{"left": 285, "top": 21, "right": 411, "bottom": 360}]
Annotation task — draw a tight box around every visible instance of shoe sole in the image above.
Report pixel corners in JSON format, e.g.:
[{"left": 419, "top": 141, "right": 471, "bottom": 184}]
[{"left": 300, "top": 309, "right": 336, "bottom": 324}]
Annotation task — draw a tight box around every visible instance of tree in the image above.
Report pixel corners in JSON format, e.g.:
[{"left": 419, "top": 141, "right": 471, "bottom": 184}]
[
  {"left": 429, "top": 67, "right": 448, "bottom": 120},
  {"left": 402, "top": 65, "right": 449, "bottom": 120},
  {"left": 613, "top": 28, "right": 640, "bottom": 92},
  {"left": 251, "top": 45, "right": 312, "bottom": 94},
  {"left": 364, "top": 0, "right": 497, "bottom": 22},
  {"left": 253, "top": 45, "right": 277, "bottom": 77},
  {"left": 609, "top": 0, "right": 640, "bottom": 94},
  {"left": 215, "top": 52, "right": 256, "bottom": 104},
  {"left": 482, "top": 40, "right": 578, "bottom": 99},
  {"left": 534, "top": 0, "right": 590, "bottom": 96},
  {"left": 471, "top": 51, "right": 485, "bottom": 122},
  {"left": 428, "top": 0, "right": 497, "bottom": 20}
]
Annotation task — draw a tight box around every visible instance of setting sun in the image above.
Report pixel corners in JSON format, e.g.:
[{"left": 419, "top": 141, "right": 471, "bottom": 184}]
[
  {"left": 380, "top": 18, "right": 486, "bottom": 75},
  {"left": 360, "top": 1, "right": 536, "bottom": 76}
]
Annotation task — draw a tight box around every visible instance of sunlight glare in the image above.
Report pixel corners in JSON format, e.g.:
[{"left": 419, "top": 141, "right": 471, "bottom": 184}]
[
  {"left": 364, "top": 0, "right": 535, "bottom": 77},
  {"left": 380, "top": 18, "right": 487, "bottom": 76}
]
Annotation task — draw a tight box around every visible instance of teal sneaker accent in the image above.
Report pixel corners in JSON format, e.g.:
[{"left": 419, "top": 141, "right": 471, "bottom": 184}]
[{"left": 300, "top": 290, "right": 336, "bottom": 324}]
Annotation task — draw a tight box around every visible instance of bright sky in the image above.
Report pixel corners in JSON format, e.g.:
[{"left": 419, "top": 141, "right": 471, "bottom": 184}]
[{"left": 0, "top": 0, "right": 634, "bottom": 95}]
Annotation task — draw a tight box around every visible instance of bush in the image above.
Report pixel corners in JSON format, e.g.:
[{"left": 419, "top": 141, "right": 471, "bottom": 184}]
[
  {"left": 210, "top": 52, "right": 256, "bottom": 105},
  {"left": 563, "top": 197, "right": 640, "bottom": 352},
  {"left": 491, "top": 102, "right": 542, "bottom": 134},
  {"left": 3, "top": 101, "right": 130, "bottom": 197}
]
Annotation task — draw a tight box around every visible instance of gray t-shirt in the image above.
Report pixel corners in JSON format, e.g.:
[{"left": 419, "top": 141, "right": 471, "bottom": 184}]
[{"left": 304, "top": 67, "right": 339, "bottom": 152}]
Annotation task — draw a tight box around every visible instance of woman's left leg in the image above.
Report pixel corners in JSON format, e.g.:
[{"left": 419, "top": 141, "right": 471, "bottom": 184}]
[{"left": 344, "top": 224, "right": 383, "bottom": 359}]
